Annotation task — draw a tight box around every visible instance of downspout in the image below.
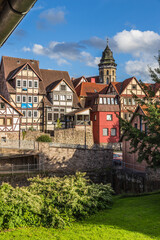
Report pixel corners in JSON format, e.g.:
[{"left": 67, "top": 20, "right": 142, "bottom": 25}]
[{"left": 0, "top": 0, "right": 37, "bottom": 47}]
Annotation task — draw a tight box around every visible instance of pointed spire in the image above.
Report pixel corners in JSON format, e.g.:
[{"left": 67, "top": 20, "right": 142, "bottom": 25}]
[{"left": 107, "top": 38, "right": 109, "bottom": 46}]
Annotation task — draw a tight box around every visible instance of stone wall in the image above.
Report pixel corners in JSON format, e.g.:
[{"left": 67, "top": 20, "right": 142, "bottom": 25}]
[
  {"left": 0, "top": 131, "right": 50, "bottom": 141},
  {"left": 53, "top": 126, "right": 94, "bottom": 146}
]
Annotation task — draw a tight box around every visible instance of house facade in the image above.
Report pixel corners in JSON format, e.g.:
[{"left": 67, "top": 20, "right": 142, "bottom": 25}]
[
  {"left": 0, "top": 56, "right": 45, "bottom": 131},
  {"left": 0, "top": 94, "right": 22, "bottom": 134}
]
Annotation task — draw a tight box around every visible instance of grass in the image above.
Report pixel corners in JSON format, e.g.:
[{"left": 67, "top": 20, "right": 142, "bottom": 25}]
[{"left": 0, "top": 194, "right": 160, "bottom": 240}]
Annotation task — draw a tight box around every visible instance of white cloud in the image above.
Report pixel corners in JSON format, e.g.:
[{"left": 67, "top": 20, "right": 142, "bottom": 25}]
[
  {"left": 22, "top": 47, "right": 31, "bottom": 52},
  {"left": 31, "top": 42, "right": 99, "bottom": 67},
  {"left": 39, "top": 7, "right": 66, "bottom": 25}
]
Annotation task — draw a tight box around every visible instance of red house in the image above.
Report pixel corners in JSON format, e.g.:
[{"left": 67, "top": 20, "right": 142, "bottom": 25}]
[{"left": 91, "top": 94, "right": 120, "bottom": 144}]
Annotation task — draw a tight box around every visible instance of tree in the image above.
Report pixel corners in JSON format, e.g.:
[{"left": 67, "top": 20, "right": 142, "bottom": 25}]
[
  {"left": 120, "top": 53, "right": 160, "bottom": 168},
  {"left": 56, "top": 118, "right": 62, "bottom": 129}
]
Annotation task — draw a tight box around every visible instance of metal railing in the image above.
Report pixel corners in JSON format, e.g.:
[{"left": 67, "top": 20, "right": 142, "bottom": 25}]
[{"left": 0, "top": 163, "right": 44, "bottom": 174}]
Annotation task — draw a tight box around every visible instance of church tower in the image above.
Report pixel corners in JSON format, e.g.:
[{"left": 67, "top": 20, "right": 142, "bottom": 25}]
[{"left": 99, "top": 40, "right": 117, "bottom": 84}]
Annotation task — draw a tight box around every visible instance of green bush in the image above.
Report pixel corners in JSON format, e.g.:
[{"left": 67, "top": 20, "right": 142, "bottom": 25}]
[
  {"left": 0, "top": 173, "right": 113, "bottom": 229},
  {"left": 36, "top": 135, "right": 52, "bottom": 142}
]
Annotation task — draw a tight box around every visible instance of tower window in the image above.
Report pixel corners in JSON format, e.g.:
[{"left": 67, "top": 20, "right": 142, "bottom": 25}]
[
  {"left": 112, "top": 70, "right": 114, "bottom": 76},
  {"left": 107, "top": 70, "right": 109, "bottom": 75},
  {"left": 107, "top": 77, "right": 109, "bottom": 84}
]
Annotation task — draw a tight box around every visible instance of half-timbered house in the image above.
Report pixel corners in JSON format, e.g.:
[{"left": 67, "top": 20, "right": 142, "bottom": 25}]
[
  {"left": 0, "top": 94, "right": 22, "bottom": 134},
  {"left": 0, "top": 56, "right": 46, "bottom": 131}
]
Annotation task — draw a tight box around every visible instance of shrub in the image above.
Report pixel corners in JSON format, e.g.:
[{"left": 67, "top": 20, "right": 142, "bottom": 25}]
[
  {"left": 0, "top": 173, "right": 114, "bottom": 229},
  {"left": 36, "top": 135, "right": 52, "bottom": 142}
]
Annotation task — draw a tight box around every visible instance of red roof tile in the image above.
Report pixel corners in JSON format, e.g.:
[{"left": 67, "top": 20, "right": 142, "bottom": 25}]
[{"left": 76, "top": 82, "right": 108, "bottom": 97}]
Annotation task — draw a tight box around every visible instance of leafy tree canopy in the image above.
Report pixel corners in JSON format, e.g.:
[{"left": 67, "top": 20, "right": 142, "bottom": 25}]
[{"left": 120, "top": 53, "right": 160, "bottom": 168}]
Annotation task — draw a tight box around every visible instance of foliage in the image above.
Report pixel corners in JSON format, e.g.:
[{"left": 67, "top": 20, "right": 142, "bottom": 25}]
[
  {"left": 0, "top": 194, "right": 160, "bottom": 240},
  {"left": 22, "top": 130, "right": 27, "bottom": 140},
  {"left": 121, "top": 54, "right": 160, "bottom": 168},
  {"left": 36, "top": 134, "right": 52, "bottom": 142},
  {"left": 55, "top": 118, "right": 62, "bottom": 129},
  {"left": 0, "top": 173, "right": 113, "bottom": 230},
  {"left": 28, "top": 125, "right": 36, "bottom": 131}
]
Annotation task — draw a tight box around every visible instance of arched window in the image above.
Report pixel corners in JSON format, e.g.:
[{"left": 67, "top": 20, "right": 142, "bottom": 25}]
[
  {"left": 107, "top": 77, "right": 109, "bottom": 84},
  {"left": 107, "top": 70, "right": 109, "bottom": 75},
  {"left": 112, "top": 70, "right": 114, "bottom": 76}
]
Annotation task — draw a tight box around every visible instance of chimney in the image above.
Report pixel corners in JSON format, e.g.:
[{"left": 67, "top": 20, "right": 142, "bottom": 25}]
[{"left": 91, "top": 78, "right": 95, "bottom": 83}]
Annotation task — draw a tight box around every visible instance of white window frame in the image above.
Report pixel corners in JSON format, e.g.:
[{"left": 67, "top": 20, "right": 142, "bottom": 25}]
[
  {"left": 22, "top": 110, "right": 26, "bottom": 118},
  {"left": 34, "top": 80, "right": 38, "bottom": 88},
  {"left": 103, "top": 128, "right": 108, "bottom": 136},
  {"left": 107, "top": 98, "right": 111, "bottom": 105},
  {"left": 28, "top": 80, "right": 32, "bottom": 88},
  {"left": 60, "top": 95, "right": 66, "bottom": 101},
  {"left": 66, "top": 95, "right": 72, "bottom": 101},
  {"left": 33, "top": 110, "right": 38, "bottom": 118},
  {"left": 22, "top": 95, "right": 26, "bottom": 103},
  {"left": 53, "top": 95, "right": 59, "bottom": 101},
  {"left": 16, "top": 95, "right": 21, "bottom": 103},
  {"left": 28, "top": 110, "right": 32, "bottom": 118},
  {"left": 111, "top": 128, "right": 117, "bottom": 136},
  {"left": 99, "top": 98, "right": 103, "bottom": 104},
  {"left": 106, "top": 114, "right": 112, "bottom": 121},
  {"left": 103, "top": 98, "right": 107, "bottom": 104},
  {"left": 22, "top": 80, "right": 27, "bottom": 88},
  {"left": 111, "top": 98, "right": 114, "bottom": 104},
  {"left": 16, "top": 79, "right": 21, "bottom": 88},
  {"left": 28, "top": 96, "right": 32, "bottom": 103},
  {"left": 33, "top": 96, "right": 38, "bottom": 103}
]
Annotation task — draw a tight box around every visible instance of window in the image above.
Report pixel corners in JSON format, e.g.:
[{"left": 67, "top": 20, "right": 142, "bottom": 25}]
[
  {"left": 103, "top": 98, "right": 107, "bottom": 104},
  {"left": 22, "top": 110, "right": 26, "bottom": 117},
  {"left": 0, "top": 103, "right": 5, "bottom": 109},
  {"left": 16, "top": 95, "right": 21, "bottom": 103},
  {"left": 115, "top": 98, "right": 118, "bottom": 105},
  {"left": 23, "top": 80, "right": 27, "bottom": 88},
  {"left": 60, "top": 109, "right": 65, "bottom": 112},
  {"left": 34, "top": 80, "right": 38, "bottom": 88},
  {"left": 124, "top": 98, "right": 127, "bottom": 105},
  {"left": 33, "top": 110, "right": 38, "bottom": 118},
  {"left": 28, "top": 80, "right": 32, "bottom": 88},
  {"left": 124, "top": 113, "right": 127, "bottom": 120},
  {"left": 53, "top": 95, "right": 59, "bottom": 101},
  {"left": 132, "top": 98, "right": 136, "bottom": 105},
  {"left": 1, "top": 137, "right": 6, "bottom": 142},
  {"left": 28, "top": 110, "right": 32, "bottom": 117},
  {"left": 103, "top": 128, "right": 108, "bottom": 136},
  {"left": 107, "top": 70, "right": 109, "bottom": 75},
  {"left": 107, "top": 98, "right": 111, "bottom": 105},
  {"left": 0, "top": 118, "right": 5, "bottom": 125},
  {"left": 61, "top": 85, "right": 66, "bottom": 91},
  {"left": 48, "top": 113, "right": 52, "bottom": 121},
  {"left": 94, "top": 115, "right": 96, "bottom": 121},
  {"left": 112, "top": 70, "right": 115, "bottom": 76},
  {"left": 33, "top": 96, "right": 38, "bottom": 103},
  {"left": 95, "top": 98, "right": 98, "bottom": 104},
  {"left": 132, "top": 84, "right": 137, "bottom": 89},
  {"left": 7, "top": 118, "right": 12, "bottom": 126},
  {"left": 99, "top": 98, "right": 103, "bottom": 104},
  {"left": 54, "top": 113, "right": 59, "bottom": 121},
  {"left": 54, "top": 108, "right": 59, "bottom": 112},
  {"left": 84, "top": 115, "right": 89, "bottom": 121},
  {"left": 107, "top": 114, "right": 112, "bottom": 121},
  {"left": 128, "top": 98, "right": 132, "bottom": 105},
  {"left": 60, "top": 95, "right": 66, "bottom": 101},
  {"left": 77, "top": 115, "right": 83, "bottom": 121},
  {"left": 111, "top": 98, "right": 114, "bottom": 104},
  {"left": 107, "top": 77, "right": 109, "bottom": 84},
  {"left": 28, "top": 96, "right": 32, "bottom": 103},
  {"left": 60, "top": 114, "right": 64, "bottom": 121},
  {"left": 22, "top": 96, "right": 26, "bottom": 103},
  {"left": 134, "top": 123, "right": 138, "bottom": 129},
  {"left": 67, "top": 95, "right": 72, "bottom": 101},
  {"left": 17, "top": 79, "right": 21, "bottom": 87},
  {"left": 111, "top": 128, "right": 117, "bottom": 136}
]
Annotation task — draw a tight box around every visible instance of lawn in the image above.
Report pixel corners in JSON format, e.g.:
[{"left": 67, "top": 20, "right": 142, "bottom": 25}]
[{"left": 0, "top": 194, "right": 160, "bottom": 240}]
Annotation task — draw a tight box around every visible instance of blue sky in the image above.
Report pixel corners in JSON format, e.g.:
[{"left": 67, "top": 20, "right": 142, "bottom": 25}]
[{"left": 1, "top": 0, "right": 160, "bottom": 82}]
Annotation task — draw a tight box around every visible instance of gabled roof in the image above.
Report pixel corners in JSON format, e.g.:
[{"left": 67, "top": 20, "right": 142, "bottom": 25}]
[
  {"left": 46, "top": 78, "right": 76, "bottom": 93},
  {"left": 40, "top": 69, "right": 80, "bottom": 108},
  {"left": 76, "top": 82, "right": 108, "bottom": 97},
  {"left": 72, "top": 76, "right": 88, "bottom": 88},
  {"left": 2, "top": 56, "right": 42, "bottom": 81},
  {"left": 1, "top": 56, "right": 46, "bottom": 95},
  {"left": 0, "top": 95, "right": 23, "bottom": 116}
]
